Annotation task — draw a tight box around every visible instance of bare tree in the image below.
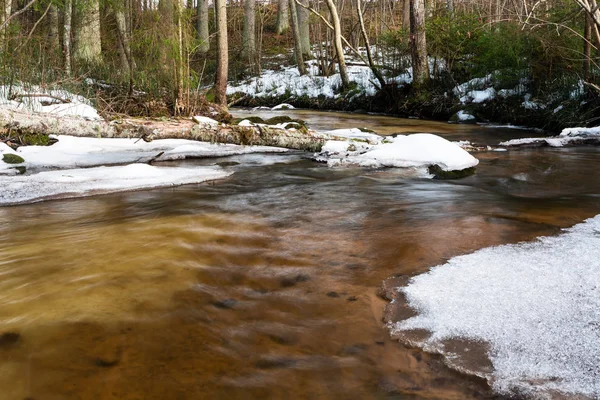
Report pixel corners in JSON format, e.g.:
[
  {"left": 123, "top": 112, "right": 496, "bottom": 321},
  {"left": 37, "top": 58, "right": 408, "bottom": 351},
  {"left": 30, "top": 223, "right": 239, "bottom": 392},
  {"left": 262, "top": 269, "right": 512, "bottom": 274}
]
[
  {"left": 196, "top": 0, "right": 209, "bottom": 53},
  {"left": 276, "top": 0, "right": 290, "bottom": 34},
  {"left": 242, "top": 0, "right": 256, "bottom": 70},
  {"left": 356, "top": 0, "right": 385, "bottom": 88},
  {"left": 289, "top": 0, "right": 307, "bottom": 74},
  {"left": 73, "top": 0, "right": 102, "bottom": 67},
  {"left": 410, "top": 0, "right": 429, "bottom": 88},
  {"left": 214, "top": 0, "right": 228, "bottom": 106},
  {"left": 63, "top": 0, "right": 73, "bottom": 75},
  {"left": 296, "top": 0, "right": 310, "bottom": 57},
  {"left": 325, "top": 0, "right": 350, "bottom": 89}
]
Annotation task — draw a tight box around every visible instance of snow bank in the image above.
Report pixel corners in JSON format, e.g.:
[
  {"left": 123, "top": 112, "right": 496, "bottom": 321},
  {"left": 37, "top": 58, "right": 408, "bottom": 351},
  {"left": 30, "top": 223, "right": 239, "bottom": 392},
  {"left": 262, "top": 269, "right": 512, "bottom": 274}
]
[
  {"left": 319, "top": 128, "right": 383, "bottom": 144},
  {"left": 0, "top": 164, "right": 232, "bottom": 205},
  {"left": 16, "top": 135, "right": 288, "bottom": 170},
  {"left": 317, "top": 133, "right": 479, "bottom": 171},
  {"left": 500, "top": 125, "right": 600, "bottom": 147},
  {"left": 390, "top": 215, "right": 600, "bottom": 398},
  {"left": 0, "top": 84, "right": 102, "bottom": 120}
]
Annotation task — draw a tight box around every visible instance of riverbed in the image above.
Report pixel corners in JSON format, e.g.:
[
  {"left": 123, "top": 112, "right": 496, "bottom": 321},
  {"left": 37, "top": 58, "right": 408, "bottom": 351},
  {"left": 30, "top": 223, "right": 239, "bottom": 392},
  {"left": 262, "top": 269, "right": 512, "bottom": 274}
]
[{"left": 0, "top": 110, "right": 598, "bottom": 399}]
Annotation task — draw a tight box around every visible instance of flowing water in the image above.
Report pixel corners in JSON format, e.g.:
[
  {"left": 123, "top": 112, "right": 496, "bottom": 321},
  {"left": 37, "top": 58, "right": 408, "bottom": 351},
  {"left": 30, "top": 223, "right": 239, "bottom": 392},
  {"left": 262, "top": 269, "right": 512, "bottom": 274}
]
[{"left": 1, "top": 111, "right": 599, "bottom": 399}]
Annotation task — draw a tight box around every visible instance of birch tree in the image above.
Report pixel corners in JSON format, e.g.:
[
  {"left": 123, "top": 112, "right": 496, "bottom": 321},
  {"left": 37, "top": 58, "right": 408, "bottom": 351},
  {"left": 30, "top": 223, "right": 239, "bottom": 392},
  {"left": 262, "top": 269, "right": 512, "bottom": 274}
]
[{"left": 63, "top": 0, "right": 73, "bottom": 75}]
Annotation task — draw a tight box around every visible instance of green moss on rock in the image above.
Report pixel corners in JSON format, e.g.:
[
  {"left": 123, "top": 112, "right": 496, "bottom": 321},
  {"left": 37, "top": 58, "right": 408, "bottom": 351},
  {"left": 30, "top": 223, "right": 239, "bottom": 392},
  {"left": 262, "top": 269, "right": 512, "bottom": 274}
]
[
  {"left": 428, "top": 165, "right": 476, "bottom": 179},
  {"left": 2, "top": 153, "right": 25, "bottom": 164}
]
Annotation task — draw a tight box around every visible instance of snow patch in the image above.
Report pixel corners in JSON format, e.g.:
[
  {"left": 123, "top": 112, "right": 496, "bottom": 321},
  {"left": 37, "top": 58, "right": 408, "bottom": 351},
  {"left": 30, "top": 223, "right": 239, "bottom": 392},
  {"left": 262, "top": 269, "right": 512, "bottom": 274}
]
[
  {"left": 0, "top": 164, "right": 232, "bottom": 205},
  {"left": 390, "top": 215, "right": 600, "bottom": 398},
  {"left": 317, "top": 133, "right": 479, "bottom": 171}
]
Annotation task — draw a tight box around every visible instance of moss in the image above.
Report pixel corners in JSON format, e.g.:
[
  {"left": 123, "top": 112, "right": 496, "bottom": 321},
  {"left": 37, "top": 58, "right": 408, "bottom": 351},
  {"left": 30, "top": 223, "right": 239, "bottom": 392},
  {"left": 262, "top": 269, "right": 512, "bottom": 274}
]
[
  {"left": 264, "top": 116, "right": 306, "bottom": 126},
  {"left": 2, "top": 153, "right": 25, "bottom": 164},
  {"left": 358, "top": 127, "right": 376, "bottom": 133},
  {"left": 14, "top": 166, "right": 26, "bottom": 174},
  {"left": 233, "top": 116, "right": 265, "bottom": 124},
  {"left": 428, "top": 165, "right": 476, "bottom": 179}
]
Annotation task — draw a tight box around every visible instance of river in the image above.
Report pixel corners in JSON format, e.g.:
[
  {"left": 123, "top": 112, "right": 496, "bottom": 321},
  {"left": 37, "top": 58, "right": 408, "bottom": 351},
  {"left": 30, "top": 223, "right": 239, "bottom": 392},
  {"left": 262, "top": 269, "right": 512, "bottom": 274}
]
[{"left": 0, "top": 110, "right": 599, "bottom": 399}]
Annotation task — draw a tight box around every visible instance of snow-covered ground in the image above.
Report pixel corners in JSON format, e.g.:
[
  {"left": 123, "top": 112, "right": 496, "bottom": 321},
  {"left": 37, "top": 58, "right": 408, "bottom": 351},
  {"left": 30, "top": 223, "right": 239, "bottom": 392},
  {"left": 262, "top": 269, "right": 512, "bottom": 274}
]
[
  {"left": 0, "top": 164, "right": 232, "bottom": 206},
  {"left": 315, "top": 133, "right": 479, "bottom": 172},
  {"left": 500, "top": 126, "right": 600, "bottom": 147},
  {"left": 0, "top": 84, "right": 102, "bottom": 120},
  {"left": 390, "top": 215, "right": 600, "bottom": 398},
  {"left": 12, "top": 135, "right": 288, "bottom": 171}
]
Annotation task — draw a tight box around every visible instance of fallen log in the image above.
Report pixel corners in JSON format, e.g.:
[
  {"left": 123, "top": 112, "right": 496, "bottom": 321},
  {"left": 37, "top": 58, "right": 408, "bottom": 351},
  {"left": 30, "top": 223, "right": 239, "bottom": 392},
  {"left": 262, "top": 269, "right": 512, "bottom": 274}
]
[{"left": 0, "top": 107, "right": 326, "bottom": 152}]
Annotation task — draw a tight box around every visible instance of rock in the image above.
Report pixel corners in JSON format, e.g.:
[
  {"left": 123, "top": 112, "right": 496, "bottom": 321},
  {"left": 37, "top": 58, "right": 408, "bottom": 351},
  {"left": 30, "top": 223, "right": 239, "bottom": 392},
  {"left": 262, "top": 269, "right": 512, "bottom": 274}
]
[
  {"left": 428, "top": 164, "right": 476, "bottom": 179},
  {"left": 2, "top": 154, "right": 25, "bottom": 164},
  {"left": 326, "top": 291, "right": 340, "bottom": 298},
  {"left": 211, "top": 299, "right": 237, "bottom": 309},
  {"left": 0, "top": 331, "right": 20, "bottom": 347}
]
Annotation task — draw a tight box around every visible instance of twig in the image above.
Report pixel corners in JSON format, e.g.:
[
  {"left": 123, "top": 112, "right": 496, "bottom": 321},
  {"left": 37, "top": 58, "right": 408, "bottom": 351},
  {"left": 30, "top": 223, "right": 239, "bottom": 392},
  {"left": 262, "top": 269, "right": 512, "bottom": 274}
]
[
  {"left": 0, "top": 0, "right": 37, "bottom": 31},
  {"left": 9, "top": 93, "right": 72, "bottom": 104}
]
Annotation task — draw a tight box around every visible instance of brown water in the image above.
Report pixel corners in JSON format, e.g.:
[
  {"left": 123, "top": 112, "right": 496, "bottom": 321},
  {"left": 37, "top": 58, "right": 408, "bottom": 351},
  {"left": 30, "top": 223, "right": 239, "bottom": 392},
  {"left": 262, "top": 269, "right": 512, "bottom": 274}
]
[{"left": 1, "top": 113, "right": 600, "bottom": 400}]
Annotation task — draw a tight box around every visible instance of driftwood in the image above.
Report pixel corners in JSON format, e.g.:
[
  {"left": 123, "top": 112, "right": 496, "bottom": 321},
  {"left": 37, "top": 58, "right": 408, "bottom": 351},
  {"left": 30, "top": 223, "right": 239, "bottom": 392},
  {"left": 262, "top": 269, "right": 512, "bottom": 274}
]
[{"left": 0, "top": 108, "right": 326, "bottom": 152}]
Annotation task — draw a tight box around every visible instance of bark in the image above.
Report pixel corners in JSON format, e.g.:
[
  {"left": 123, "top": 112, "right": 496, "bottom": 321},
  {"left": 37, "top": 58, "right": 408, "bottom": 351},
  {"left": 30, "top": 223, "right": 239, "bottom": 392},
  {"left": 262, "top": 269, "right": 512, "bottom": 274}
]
[
  {"left": 47, "top": 4, "right": 59, "bottom": 53},
  {"left": 296, "top": 0, "right": 310, "bottom": 57},
  {"left": 276, "top": 0, "right": 289, "bottom": 34},
  {"left": 214, "top": 0, "right": 228, "bottom": 107},
  {"left": 114, "top": 5, "right": 132, "bottom": 79},
  {"left": 289, "top": 0, "right": 307, "bottom": 75},
  {"left": 356, "top": 0, "right": 385, "bottom": 88},
  {"left": 409, "top": 0, "right": 429, "bottom": 88},
  {"left": 73, "top": 0, "right": 102, "bottom": 67},
  {"left": 63, "top": 0, "right": 73, "bottom": 75},
  {"left": 0, "top": 0, "right": 12, "bottom": 47},
  {"left": 584, "top": 12, "right": 591, "bottom": 79},
  {"left": 325, "top": 0, "right": 349, "bottom": 89},
  {"left": 0, "top": 108, "right": 326, "bottom": 152},
  {"left": 402, "top": 0, "right": 410, "bottom": 29},
  {"left": 242, "top": 0, "right": 256, "bottom": 66},
  {"left": 196, "top": 0, "right": 209, "bottom": 53},
  {"left": 174, "top": 0, "right": 185, "bottom": 113}
]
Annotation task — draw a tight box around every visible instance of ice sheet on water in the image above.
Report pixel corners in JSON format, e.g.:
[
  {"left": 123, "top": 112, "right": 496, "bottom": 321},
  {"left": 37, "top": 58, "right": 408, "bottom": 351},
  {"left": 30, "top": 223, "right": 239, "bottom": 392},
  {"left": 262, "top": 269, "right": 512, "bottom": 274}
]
[
  {"left": 391, "top": 215, "right": 600, "bottom": 398},
  {"left": 0, "top": 164, "right": 232, "bottom": 205}
]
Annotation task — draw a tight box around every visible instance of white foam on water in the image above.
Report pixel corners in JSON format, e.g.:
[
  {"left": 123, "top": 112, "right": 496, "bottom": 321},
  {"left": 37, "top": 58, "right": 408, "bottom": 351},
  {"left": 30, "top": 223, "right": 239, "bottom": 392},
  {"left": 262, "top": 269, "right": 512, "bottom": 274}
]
[{"left": 390, "top": 215, "right": 600, "bottom": 398}]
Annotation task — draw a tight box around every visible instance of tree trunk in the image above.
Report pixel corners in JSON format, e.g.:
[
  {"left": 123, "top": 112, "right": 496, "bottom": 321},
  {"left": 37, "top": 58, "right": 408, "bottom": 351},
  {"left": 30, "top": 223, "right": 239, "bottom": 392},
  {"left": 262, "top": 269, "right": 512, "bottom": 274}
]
[
  {"left": 0, "top": 0, "right": 12, "bottom": 48},
  {"left": 63, "top": 0, "right": 73, "bottom": 75},
  {"left": 0, "top": 108, "right": 326, "bottom": 152},
  {"left": 242, "top": 0, "right": 256, "bottom": 69},
  {"left": 584, "top": 12, "right": 591, "bottom": 79},
  {"left": 73, "top": 0, "right": 102, "bottom": 67},
  {"left": 325, "top": 0, "right": 349, "bottom": 89},
  {"left": 47, "top": 3, "right": 60, "bottom": 53},
  {"left": 214, "top": 0, "right": 228, "bottom": 107},
  {"left": 289, "top": 0, "right": 307, "bottom": 75},
  {"left": 409, "top": 0, "right": 428, "bottom": 88},
  {"left": 196, "top": 0, "right": 209, "bottom": 53},
  {"left": 402, "top": 0, "right": 410, "bottom": 29},
  {"left": 356, "top": 0, "right": 385, "bottom": 88},
  {"left": 296, "top": 0, "right": 310, "bottom": 57},
  {"left": 173, "top": 0, "right": 185, "bottom": 114},
  {"left": 276, "top": 0, "right": 289, "bottom": 34}
]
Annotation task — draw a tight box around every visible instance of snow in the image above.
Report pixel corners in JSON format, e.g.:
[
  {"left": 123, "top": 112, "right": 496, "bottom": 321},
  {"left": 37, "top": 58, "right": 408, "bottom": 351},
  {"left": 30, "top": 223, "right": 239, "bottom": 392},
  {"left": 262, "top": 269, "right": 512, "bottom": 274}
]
[
  {"left": 319, "top": 128, "right": 383, "bottom": 144},
  {"left": 454, "top": 110, "right": 476, "bottom": 122},
  {"left": 0, "top": 143, "right": 23, "bottom": 176},
  {"left": 390, "top": 215, "right": 600, "bottom": 398},
  {"left": 500, "top": 126, "right": 600, "bottom": 147},
  {"left": 15, "top": 135, "right": 288, "bottom": 170},
  {"left": 462, "top": 87, "right": 496, "bottom": 104},
  {"left": 317, "top": 133, "right": 479, "bottom": 171},
  {"left": 193, "top": 115, "right": 219, "bottom": 125},
  {"left": 0, "top": 84, "right": 102, "bottom": 120},
  {"left": 0, "top": 164, "right": 232, "bottom": 206},
  {"left": 271, "top": 103, "right": 295, "bottom": 110}
]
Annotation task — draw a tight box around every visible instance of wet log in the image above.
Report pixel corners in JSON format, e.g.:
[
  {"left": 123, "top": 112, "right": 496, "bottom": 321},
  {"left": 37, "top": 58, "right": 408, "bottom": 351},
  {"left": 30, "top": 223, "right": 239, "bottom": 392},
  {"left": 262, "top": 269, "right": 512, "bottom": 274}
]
[{"left": 0, "top": 108, "right": 326, "bottom": 152}]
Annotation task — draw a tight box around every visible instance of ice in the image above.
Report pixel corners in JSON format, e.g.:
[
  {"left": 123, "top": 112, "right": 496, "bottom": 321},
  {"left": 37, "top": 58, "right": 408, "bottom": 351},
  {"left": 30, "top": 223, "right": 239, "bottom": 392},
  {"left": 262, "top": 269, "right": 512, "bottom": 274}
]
[
  {"left": 390, "top": 215, "right": 600, "bottom": 398},
  {"left": 317, "top": 133, "right": 479, "bottom": 171},
  {"left": 0, "top": 164, "right": 232, "bottom": 205},
  {"left": 500, "top": 126, "right": 600, "bottom": 147},
  {"left": 271, "top": 103, "right": 295, "bottom": 110},
  {"left": 15, "top": 135, "right": 288, "bottom": 170}
]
